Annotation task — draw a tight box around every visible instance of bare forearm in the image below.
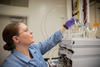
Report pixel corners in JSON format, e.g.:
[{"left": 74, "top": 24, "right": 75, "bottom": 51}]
[{"left": 60, "top": 26, "right": 66, "bottom": 35}]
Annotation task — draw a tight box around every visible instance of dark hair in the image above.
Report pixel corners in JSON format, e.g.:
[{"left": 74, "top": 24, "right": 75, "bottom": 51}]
[{"left": 2, "top": 22, "right": 21, "bottom": 51}]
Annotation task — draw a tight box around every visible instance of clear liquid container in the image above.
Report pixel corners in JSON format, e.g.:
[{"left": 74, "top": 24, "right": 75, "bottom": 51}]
[
  {"left": 91, "top": 22, "right": 99, "bottom": 38},
  {"left": 70, "top": 18, "right": 83, "bottom": 38}
]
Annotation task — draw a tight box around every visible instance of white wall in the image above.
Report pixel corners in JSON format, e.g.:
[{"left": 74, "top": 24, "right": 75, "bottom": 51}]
[{"left": 0, "top": 0, "right": 66, "bottom": 65}]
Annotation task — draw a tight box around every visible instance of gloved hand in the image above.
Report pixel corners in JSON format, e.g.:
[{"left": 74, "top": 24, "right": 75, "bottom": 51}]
[{"left": 63, "top": 18, "right": 75, "bottom": 29}]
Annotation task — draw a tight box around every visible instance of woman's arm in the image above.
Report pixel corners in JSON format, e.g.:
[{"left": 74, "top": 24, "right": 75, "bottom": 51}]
[
  {"left": 34, "top": 18, "right": 75, "bottom": 55},
  {"left": 37, "top": 29, "right": 64, "bottom": 55},
  {"left": 60, "top": 26, "right": 66, "bottom": 35}
]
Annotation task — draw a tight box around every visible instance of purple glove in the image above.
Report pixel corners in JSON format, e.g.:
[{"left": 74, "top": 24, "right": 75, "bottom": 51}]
[{"left": 63, "top": 18, "right": 75, "bottom": 29}]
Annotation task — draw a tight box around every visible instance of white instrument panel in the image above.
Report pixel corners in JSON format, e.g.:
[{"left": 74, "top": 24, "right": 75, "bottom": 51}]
[{"left": 59, "top": 38, "right": 100, "bottom": 67}]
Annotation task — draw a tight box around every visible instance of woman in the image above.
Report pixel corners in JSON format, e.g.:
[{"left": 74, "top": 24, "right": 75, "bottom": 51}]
[{"left": 1, "top": 18, "right": 75, "bottom": 67}]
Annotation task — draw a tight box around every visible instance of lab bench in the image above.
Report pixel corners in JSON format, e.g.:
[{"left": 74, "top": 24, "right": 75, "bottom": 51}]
[{"left": 58, "top": 38, "right": 100, "bottom": 67}]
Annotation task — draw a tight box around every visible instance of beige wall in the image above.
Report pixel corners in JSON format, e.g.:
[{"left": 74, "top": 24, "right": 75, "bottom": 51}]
[{"left": 0, "top": 16, "right": 11, "bottom": 65}]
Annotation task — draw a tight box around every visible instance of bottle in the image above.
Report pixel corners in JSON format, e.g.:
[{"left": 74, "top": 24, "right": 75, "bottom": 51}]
[
  {"left": 71, "top": 18, "right": 83, "bottom": 38},
  {"left": 84, "top": 23, "right": 92, "bottom": 38},
  {"left": 92, "top": 22, "right": 99, "bottom": 38}
]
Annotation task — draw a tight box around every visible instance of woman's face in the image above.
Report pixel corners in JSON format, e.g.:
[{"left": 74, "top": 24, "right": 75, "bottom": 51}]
[{"left": 17, "top": 23, "right": 34, "bottom": 46}]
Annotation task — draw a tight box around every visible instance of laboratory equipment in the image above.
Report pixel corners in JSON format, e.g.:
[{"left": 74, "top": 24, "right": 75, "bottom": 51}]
[{"left": 58, "top": 38, "right": 100, "bottom": 67}]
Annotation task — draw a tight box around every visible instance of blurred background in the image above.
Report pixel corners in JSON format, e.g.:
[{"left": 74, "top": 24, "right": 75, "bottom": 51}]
[{"left": 0, "top": 0, "right": 100, "bottom": 66}]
